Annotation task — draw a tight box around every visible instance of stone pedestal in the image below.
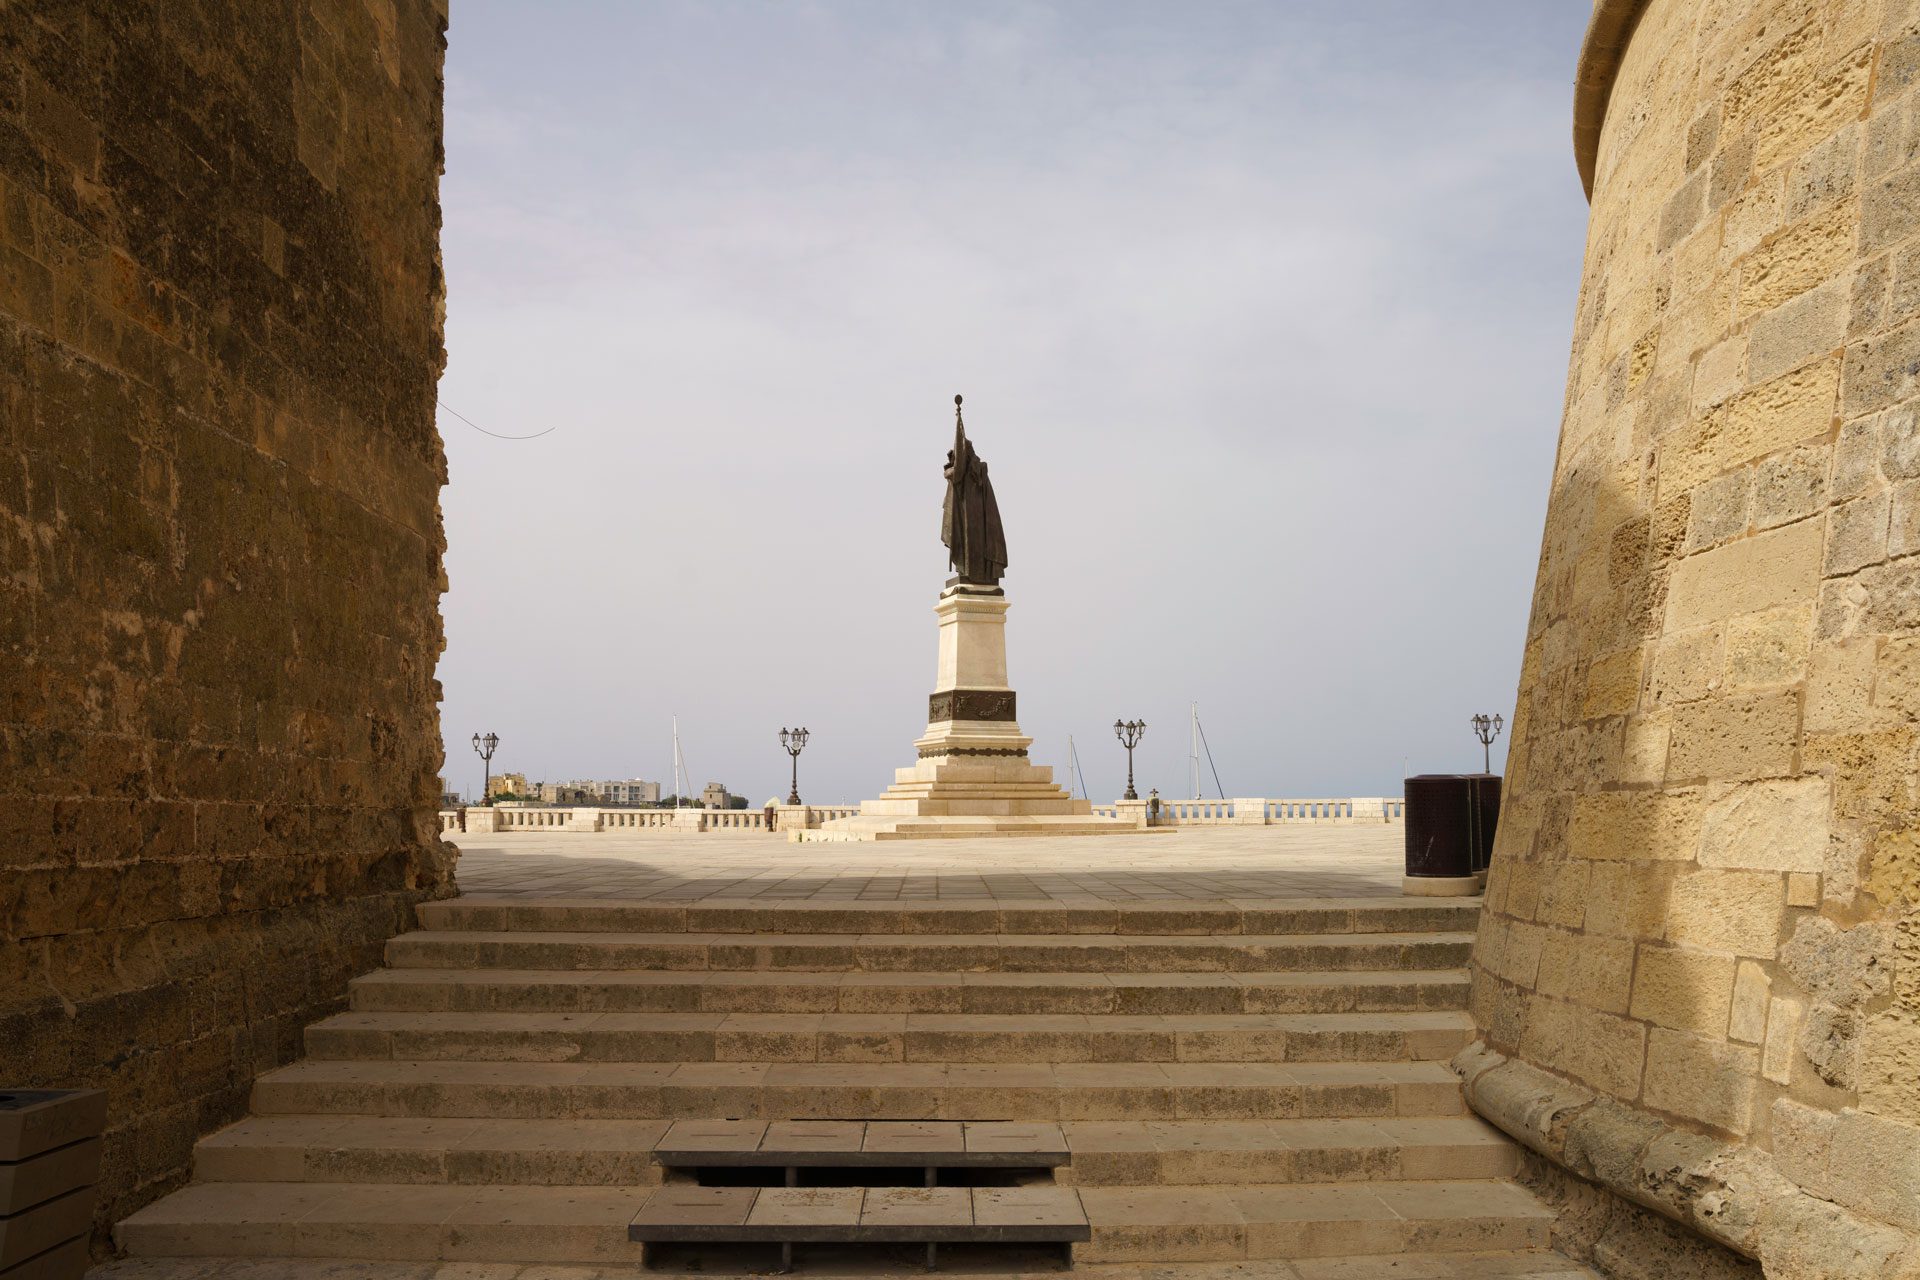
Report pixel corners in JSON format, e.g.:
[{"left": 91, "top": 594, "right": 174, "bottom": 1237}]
[
  {"left": 1350, "top": 797, "right": 1391, "bottom": 822},
  {"left": 1231, "top": 799, "right": 1269, "bottom": 826},
  {"left": 805, "top": 584, "right": 1138, "bottom": 841}
]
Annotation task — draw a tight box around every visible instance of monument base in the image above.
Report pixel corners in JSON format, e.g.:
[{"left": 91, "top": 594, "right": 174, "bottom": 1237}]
[
  {"left": 1401, "top": 872, "right": 1487, "bottom": 898},
  {"left": 797, "top": 755, "right": 1141, "bottom": 842},
  {"left": 802, "top": 584, "right": 1138, "bottom": 842},
  {"left": 796, "top": 814, "right": 1145, "bottom": 841}
]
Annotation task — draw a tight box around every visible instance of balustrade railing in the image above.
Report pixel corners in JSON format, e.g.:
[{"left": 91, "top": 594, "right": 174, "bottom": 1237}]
[
  {"left": 601, "top": 809, "right": 685, "bottom": 830},
  {"left": 439, "top": 794, "right": 1404, "bottom": 834},
  {"left": 1137, "top": 797, "right": 1403, "bottom": 826},
  {"left": 704, "top": 810, "right": 765, "bottom": 830},
  {"left": 1156, "top": 800, "right": 1236, "bottom": 823},
  {"left": 1270, "top": 799, "right": 1358, "bottom": 821},
  {"left": 497, "top": 808, "right": 571, "bottom": 829}
]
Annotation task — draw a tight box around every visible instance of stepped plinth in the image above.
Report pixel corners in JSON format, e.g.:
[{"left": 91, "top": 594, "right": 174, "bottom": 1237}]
[{"left": 800, "top": 582, "right": 1139, "bottom": 841}]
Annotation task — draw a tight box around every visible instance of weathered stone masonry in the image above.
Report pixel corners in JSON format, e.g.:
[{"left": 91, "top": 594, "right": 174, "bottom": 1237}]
[
  {"left": 0, "top": 0, "right": 454, "bottom": 1248},
  {"left": 1466, "top": 1, "right": 1920, "bottom": 1276}
]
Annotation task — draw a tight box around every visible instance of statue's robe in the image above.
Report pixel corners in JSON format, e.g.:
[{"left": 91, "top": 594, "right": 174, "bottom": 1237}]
[{"left": 942, "top": 427, "right": 1008, "bottom": 586}]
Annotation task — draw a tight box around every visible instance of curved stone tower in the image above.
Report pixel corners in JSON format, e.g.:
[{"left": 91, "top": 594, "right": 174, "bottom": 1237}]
[{"left": 1462, "top": 2, "right": 1920, "bottom": 1275}]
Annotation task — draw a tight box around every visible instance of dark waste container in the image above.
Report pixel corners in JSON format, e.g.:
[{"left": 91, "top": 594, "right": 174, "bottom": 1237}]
[
  {"left": 1404, "top": 774, "right": 1501, "bottom": 880},
  {"left": 0, "top": 1089, "right": 106, "bottom": 1279}
]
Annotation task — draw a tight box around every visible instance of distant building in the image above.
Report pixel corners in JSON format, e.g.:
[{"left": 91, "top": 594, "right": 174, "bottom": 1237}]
[
  {"left": 701, "top": 782, "right": 743, "bottom": 810},
  {"left": 586, "top": 778, "right": 662, "bottom": 807},
  {"left": 547, "top": 778, "right": 663, "bottom": 806},
  {"left": 487, "top": 776, "right": 666, "bottom": 807}
]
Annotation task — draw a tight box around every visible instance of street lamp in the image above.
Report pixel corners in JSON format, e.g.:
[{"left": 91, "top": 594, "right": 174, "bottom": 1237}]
[
  {"left": 1471, "top": 713, "right": 1504, "bottom": 774},
  {"left": 1113, "top": 719, "right": 1146, "bottom": 801},
  {"left": 472, "top": 732, "right": 499, "bottom": 804},
  {"left": 780, "top": 726, "right": 809, "bottom": 806}
]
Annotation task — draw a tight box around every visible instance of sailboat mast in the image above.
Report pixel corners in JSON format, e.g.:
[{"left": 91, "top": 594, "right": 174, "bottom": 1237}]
[{"left": 1190, "top": 703, "right": 1200, "bottom": 800}]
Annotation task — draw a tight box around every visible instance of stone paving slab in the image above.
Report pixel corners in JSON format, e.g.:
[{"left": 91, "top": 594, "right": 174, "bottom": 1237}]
[
  {"left": 445, "top": 826, "right": 1410, "bottom": 903},
  {"left": 856, "top": 1186, "right": 975, "bottom": 1230},
  {"left": 744, "top": 1187, "right": 863, "bottom": 1228}
]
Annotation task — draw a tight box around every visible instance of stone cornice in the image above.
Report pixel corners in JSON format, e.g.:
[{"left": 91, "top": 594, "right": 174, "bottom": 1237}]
[{"left": 1574, "top": 0, "right": 1653, "bottom": 200}]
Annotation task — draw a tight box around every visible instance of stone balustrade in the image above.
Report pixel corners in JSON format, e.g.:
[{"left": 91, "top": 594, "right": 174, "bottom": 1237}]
[
  {"left": 440, "top": 804, "right": 863, "bottom": 834},
  {"left": 445, "top": 797, "right": 1401, "bottom": 835},
  {"left": 1088, "top": 797, "right": 1402, "bottom": 827}
]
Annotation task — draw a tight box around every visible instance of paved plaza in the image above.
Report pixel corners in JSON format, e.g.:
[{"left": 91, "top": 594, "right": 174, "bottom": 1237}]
[{"left": 446, "top": 826, "right": 1413, "bottom": 904}]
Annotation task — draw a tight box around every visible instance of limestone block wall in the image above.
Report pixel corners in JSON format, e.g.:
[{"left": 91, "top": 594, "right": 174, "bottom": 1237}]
[
  {"left": 0, "top": 0, "right": 454, "bottom": 1244},
  {"left": 1464, "top": 1, "right": 1920, "bottom": 1275}
]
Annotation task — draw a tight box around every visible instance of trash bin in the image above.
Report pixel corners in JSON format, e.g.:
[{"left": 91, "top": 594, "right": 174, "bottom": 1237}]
[
  {"left": 0, "top": 1089, "right": 107, "bottom": 1278},
  {"left": 1403, "top": 774, "right": 1500, "bottom": 896}
]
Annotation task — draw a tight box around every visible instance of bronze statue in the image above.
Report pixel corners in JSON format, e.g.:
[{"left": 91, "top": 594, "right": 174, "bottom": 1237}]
[{"left": 941, "top": 394, "right": 1008, "bottom": 588}]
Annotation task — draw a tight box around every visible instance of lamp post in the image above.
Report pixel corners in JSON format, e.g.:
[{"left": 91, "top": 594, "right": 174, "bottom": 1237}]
[
  {"left": 471, "top": 731, "right": 500, "bottom": 805},
  {"left": 780, "top": 726, "right": 809, "bottom": 806},
  {"left": 1113, "top": 719, "right": 1146, "bottom": 801},
  {"left": 1471, "top": 713, "right": 1504, "bottom": 774}
]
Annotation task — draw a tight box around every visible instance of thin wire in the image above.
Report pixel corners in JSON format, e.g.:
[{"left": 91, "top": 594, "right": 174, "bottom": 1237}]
[{"left": 438, "top": 398, "right": 556, "bottom": 441}]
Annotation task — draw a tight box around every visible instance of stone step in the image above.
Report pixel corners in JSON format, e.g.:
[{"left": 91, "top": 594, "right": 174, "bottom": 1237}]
[
  {"left": 382, "top": 930, "right": 1475, "bottom": 974},
  {"left": 1288, "top": 1254, "right": 1601, "bottom": 1280},
  {"left": 305, "top": 1009, "right": 1475, "bottom": 1064},
  {"left": 417, "top": 897, "right": 1479, "bottom": 937},
  {"left": 195, "top": 1116, "right": 669, "bottom": 1185},
  {"left": 248, "top": 1059, "right": 1467, "bottom": 1122},
  {"left": 88, "top": 1249, "right": 1603, "bottom": 1278},
  {"left": 349, "top": 967, "right": 1471, "bottom": 1016},
  {"left": 192, "top": 1114, "right": 1514, "bottom": 1188},
  {"left": 1055, "top": 1116, "right": 1518, "bottom": 1186},
  {"left": 116, "top": 1178, "right": 1551, "bottom": 1264},
  {"left": 1076, "top": 1180, "right": 1555, "bottom": 1262}
]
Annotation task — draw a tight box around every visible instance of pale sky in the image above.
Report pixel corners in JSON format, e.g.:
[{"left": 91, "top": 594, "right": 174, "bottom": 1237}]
[{"left": 434, "top": 2, "right": 1593, "bottom": 806}]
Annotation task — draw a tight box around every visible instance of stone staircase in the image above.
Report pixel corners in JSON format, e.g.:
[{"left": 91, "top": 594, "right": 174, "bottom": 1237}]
[{"left": 116, "top": 897, "right": 1577, "bottom": 1271}]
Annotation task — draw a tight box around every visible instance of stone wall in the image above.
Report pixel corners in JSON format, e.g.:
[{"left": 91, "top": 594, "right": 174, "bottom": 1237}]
[
  {"left": 1466, "top": 1, "right": 1920, "bottom": 1275},
  {"left": 0, "top": 0, "right": 454, "bottom": 1246}
]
